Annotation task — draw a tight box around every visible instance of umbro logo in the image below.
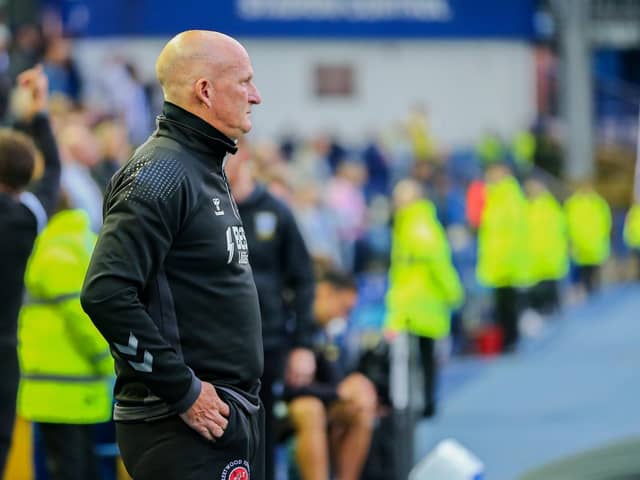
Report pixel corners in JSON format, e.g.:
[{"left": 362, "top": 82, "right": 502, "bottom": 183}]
[{"left": 212, "top": 198, "right": 225, "bottom": 216}]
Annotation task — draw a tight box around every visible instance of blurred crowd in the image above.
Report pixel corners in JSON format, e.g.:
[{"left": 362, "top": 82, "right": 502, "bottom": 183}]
[{"left": 244, "top": 109, "right": 632, "bottom": 357}]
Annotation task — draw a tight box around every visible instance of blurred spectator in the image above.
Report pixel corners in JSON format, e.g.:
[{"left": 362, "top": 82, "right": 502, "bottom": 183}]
[
  {"left": 359, "top": 135, "right": 389, "bottom": 202},
  {"left": 327, "top": 136, "right": 348, "bottom": 174},
  {"left": 279, "top": 133, "right": 297, "bottom": 162},
  {"left": 285, "top": 268, "right": 377, "bottom": 480},
  {"left": 511, "top": 128, "right": 536, "bottom": 175},
  {"left": 42, "top": 37, "right": 82, "bottom": 103},
  {"left": 92, "top": 120, "right": 131, "bottom": 191},
  {"left": 0, "top": 65, "right": 59, "bottom": 473},
  {"left": 533, "top": 118, "right": 564, "bottom": 178},
  {"left": 17, "top": 205, "right": 113, "bottom": 480},
  {"left": 264, "top": 166, "right": 294, "bottom": 204},
  {"left": 292, "top": 180, "right": 342, "bottom": 268},
  {"left": 44, "top": 91, "right": 73, "bottom": 130},
  {"left": 406, "top": 103, "right": 437, "bottom": 163},
  {"left": 326, "top": 160, "right": 368, "bottom": 270},
  {"left": 289, "top": 134, "right": 333, "bottom": 186},
  {"left": 252, "top": 138, "right": 287, "bottom": 181},
  {"left": 524, "top": 176, "right": 569, "bottom": 314},
  {"left": 101, "top": 57, "right": 153, "bottom": 145},
  {"left": 565, "top": 183, "right": 612, "bottom": 295},
  {"left": 227, "top": 140, "right": 316, "bottom": 480},
  {"left": 624, "top": 202, "right": 640, "bottom": 280},
  {"left": 354, "top": 194, "right": 392, "bottom": 273},
  {"left": 384, "top": 179, "right": 463, "bottom": 417},
  {"left": 465, "top": 178, "right": 486, "bottom": 230},
  {"left": 432, "top": 169, "right": 466, "bottom": 228},
  {"left": 476, "top": 163, "right": 530, "bottom": 352},
  {"left": 383, "top": 122, "right": 414, "bottom": 188},
  {"left": 59, "top": 123, "right": 103, "bottom": 231},
  {"left": 40, "top": 8, "right": 64, "bottom": 45},
  {"left": 412, "top": 158, "right": 437, "bottom": 197},
  {"left": 475, "top": 131, "right": 505, "bottom": 166},
  {"left": 8, "top": 24, "right": 42, "bottom": 81}
]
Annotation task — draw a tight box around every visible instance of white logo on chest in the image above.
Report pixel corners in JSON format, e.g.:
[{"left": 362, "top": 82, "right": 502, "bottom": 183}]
[
  {"left": 225, "top": 226, "right": 249, "bottom": 264},
  {"left": 212, "top": 197, "right": 225, "bottom": 216}
]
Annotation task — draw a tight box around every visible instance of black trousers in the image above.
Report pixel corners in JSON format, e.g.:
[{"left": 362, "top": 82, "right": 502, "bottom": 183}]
[
  {"left": 576, "top": 265, "right": 599, "bottom": 294},
  {"left": 417, "top": 336, "right": 437, "bottom": 417},
  {"left": 116, "top": 399, "right": 264, "bottom": 480},
  {"left": 0, "top": 348, "right": 19, "bottom": 474},
  {"left": 495, "top": 287, "right": 520, "bottom": 351},
  {"left": 260, "top": 348, "right": 286, "bottom": 480},
  {"left": 529, "top": 280, "right": 560, "bottom": 315},
  {"left": 38, "top": 423, "right": 100, "bottom": 480}
]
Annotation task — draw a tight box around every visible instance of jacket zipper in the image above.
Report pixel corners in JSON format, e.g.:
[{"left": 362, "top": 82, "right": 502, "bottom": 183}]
[{"left": 220, "top": 161, "right": 242, "bottom": 221}]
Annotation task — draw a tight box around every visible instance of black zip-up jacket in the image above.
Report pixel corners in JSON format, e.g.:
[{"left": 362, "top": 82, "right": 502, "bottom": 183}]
[
  {"left": 237, "top": 185, "right": 315, "bottom": 352},
  {"left": 81, "top": 102, "right": 263, "bottom": 421}
]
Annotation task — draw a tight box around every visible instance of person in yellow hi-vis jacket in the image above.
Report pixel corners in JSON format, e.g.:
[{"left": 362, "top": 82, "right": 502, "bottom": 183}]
[
  {"left": 385, "top": 179, "right": 463, "bottom": 417},
  {"left": 623, "top": 202, "right": 640, "bottom": 280},
  {"left": 18, "top": 208, "right": 113, "bottom": 480},
  {"left": 477, "top": 163, "right": 530, "bottom": 352},
  {"left": 564, "top": 184, "right": 611, "bottom": 295},
  {"left": 524, "top": 177, "right": 569, "bottom": 314}
]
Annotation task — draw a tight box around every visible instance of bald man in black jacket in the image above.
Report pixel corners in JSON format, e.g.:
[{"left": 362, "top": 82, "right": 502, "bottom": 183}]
[{"left": 81, "top": 31, "right": 265, "bottom": 480}]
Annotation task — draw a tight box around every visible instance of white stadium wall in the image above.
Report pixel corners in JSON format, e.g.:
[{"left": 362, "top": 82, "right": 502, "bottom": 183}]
[{"left": 75, "top": 38, "right": 536, "bottom": 148}]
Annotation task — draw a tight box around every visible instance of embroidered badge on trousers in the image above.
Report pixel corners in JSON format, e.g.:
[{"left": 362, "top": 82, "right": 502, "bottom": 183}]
[{"left": 221, "top": 459, "right": 250, "bottom": 480}]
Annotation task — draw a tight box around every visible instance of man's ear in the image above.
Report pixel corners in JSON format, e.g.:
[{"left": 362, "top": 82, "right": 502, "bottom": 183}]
[{"left": 195, "top": 78, "right": 213, "bottom": 108}]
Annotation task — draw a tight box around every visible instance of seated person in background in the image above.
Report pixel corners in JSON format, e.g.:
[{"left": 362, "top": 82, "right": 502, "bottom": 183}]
[{"left": 284, "top": 268, "right": 377, "bottom": 480}]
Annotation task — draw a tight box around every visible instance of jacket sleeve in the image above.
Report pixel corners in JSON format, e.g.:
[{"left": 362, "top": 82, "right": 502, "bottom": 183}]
[
  {"left": 416, "top": 220, "right": 464, "bottom": 309},
  {"left": 80, "top": 157, "right": 200, "bottom": 413},
  {"left": 16, "top": 113, "right": 61, "bottom": 217},
  {"left": 280, "top": 206, "right": 316, "bottom": 350},
  {"left": 428, "top": 253, "right": 464, "bottom": 309}
]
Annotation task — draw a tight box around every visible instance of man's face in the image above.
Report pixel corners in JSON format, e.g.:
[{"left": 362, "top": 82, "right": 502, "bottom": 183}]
[{"left": 211, "top": 51, "right": 261, "bottom": 140}]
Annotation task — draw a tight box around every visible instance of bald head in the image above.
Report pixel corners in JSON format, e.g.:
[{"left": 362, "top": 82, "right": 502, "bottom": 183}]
[
  {"left": 155, "top": 30, "right": 261, "bottom": 139},
  {"left": 156, "top": 31, "right": 242, "bottom": 104}
]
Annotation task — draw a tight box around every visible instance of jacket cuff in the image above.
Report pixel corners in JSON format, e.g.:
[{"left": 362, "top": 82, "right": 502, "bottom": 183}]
[{"left": 171, "top": 372, "right": 201, "bottom": 414}]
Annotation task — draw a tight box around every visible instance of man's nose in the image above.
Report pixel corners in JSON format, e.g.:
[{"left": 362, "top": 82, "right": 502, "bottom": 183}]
[{"left": 249, "top": 84, "right": 261, "bottom": 105}]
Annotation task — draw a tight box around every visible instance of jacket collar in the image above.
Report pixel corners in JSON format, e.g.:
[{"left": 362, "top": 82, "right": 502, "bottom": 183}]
[{"left": 156, "top": 102, "right": 238, "bottom": 162}]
